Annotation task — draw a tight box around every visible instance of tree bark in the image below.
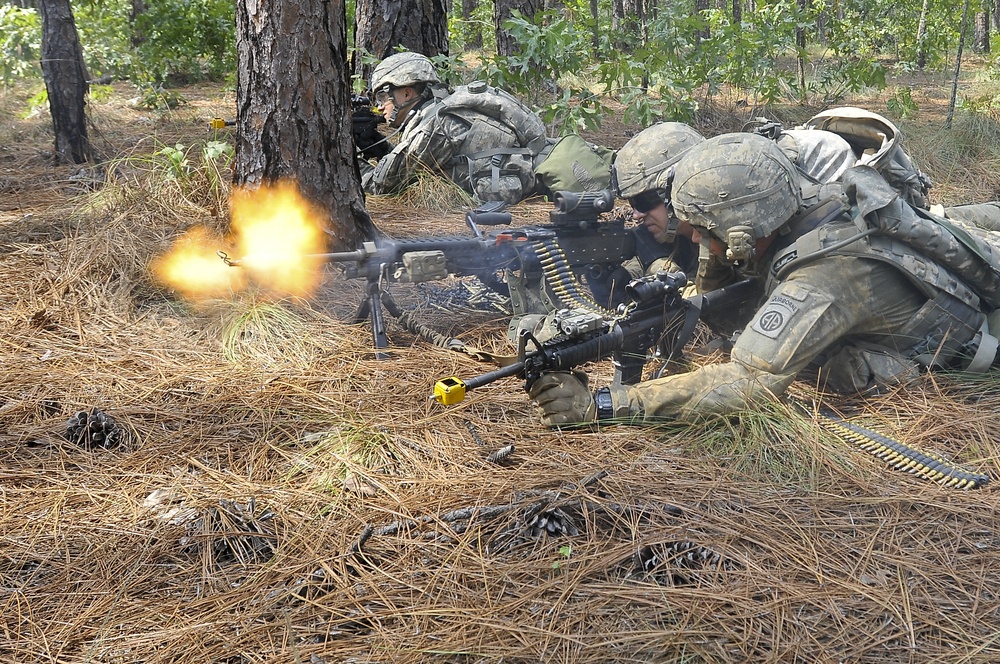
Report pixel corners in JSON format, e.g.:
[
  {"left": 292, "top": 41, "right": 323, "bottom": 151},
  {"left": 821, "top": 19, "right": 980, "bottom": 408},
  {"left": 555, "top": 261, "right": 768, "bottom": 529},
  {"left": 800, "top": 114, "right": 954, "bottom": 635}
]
[
  {"left": 495, "top": 0, "right": 543, "bottom": 56},
  {"left": 612, "top": 0, "right": 644, "bottom": 52},
  {"left": 353, "top": 0, "right": 448, "bottom": 88},
  {"left": 461, "top": 0, "right": 483, "bottom": 49},
  {"left": 695, "top": 0, "right": 711, "bottom": 41},
  {"left": 947, "top": 0, "right": 971, "bottom": 129},
  {"left": 130, "top": 0, "right": 147, "bottom": 48},
  {"left": 916, "top": 0, "right": 930, "bottom": 68},
  {"left": 974, "top": 11, "right": 990, "bottom": 53},
  {"left": 796, "top": 0, "right": 807, "bottom": 95},
  {"left": 38, "top": 0, "right": 90, "bottom": 164},
  {"left": 234, "top": 0, "right": 375, "bottom": 248}
]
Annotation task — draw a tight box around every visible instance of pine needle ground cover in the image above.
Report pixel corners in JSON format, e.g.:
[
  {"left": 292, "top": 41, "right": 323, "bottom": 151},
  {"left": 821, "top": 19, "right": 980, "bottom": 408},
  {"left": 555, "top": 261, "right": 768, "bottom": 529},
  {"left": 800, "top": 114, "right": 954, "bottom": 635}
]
[{"left": 3, "top": 80, "right": 1000, "bottom": 663}]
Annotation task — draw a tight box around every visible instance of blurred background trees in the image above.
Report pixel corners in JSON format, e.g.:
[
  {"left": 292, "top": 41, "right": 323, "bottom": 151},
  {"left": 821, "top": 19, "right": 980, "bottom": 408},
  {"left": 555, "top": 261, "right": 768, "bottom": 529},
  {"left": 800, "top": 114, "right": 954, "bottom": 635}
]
[{"left": 5, "top": 0, "right": 1000, "bottom": 134}]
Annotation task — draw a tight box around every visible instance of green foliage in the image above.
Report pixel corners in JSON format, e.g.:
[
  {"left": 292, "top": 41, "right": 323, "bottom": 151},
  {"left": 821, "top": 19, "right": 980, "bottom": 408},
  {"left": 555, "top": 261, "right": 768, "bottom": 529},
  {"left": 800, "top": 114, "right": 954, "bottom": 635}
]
[
  {"left": 131, "top": 83, "right": 187, "bottom": 110},
  {"left": 428, "top": 52, "right": 474, "bottom": 89},
  {"left": 157, "top": 143, "right": 192, "bottom": 180},
  {"left": 824, "top": 0, "right": 955, "bottom": 70},
  {"left": 0, "top": 5, "right": 40, "bottom": 87},
  {"left": 886, "top": 86, "right": 919, "bottom": 119},
  {"left": 551, "top": 544, "right": 572, "bottom": 570},
  {"left": 22, "top": 88, "right": 48, "bottom": 119},
  {"left": 448, "top": 0, "right": 494, "bottom": 53},
  {"left": 4, "top": 0, "right": 235, "bottom": 88},
  {"left": 147, "top": 139, "right": 233, "bottom": 210},
  {"left": 697, "top": 2, "right": 802, "bottom": 106},
  {"left": 130, "top": 0, "right": 235, "bottom": 84}
]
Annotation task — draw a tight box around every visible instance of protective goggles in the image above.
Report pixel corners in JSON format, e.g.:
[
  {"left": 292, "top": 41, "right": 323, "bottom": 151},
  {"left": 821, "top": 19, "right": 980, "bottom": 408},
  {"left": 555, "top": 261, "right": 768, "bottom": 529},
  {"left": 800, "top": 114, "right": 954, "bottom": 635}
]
[
  {"left": 628, "top": 190, "right": 664, "bottom": 214},
  {"left": 373, "top": 86, "right": 393, "bottom": 106}
]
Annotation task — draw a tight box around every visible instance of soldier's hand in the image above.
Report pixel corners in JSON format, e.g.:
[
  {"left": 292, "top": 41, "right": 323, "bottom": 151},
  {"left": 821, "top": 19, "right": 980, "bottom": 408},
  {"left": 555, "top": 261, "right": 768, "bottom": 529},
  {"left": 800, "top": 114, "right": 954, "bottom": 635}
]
[{"left": 527, "top": 371, "right": 596, "bottom": 428}]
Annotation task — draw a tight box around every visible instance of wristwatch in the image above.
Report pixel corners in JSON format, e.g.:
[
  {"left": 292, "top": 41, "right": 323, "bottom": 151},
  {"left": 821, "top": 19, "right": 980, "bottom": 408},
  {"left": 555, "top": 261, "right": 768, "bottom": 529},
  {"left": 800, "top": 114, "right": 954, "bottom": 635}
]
[{"left": 594, "top": 387, "right": 614, "bottom": 421}]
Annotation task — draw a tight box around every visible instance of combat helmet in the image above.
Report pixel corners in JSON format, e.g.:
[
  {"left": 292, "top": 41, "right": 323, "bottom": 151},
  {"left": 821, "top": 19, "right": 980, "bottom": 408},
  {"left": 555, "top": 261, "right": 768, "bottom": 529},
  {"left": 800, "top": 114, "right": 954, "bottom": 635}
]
[
  {"left": 370, "top": 51, "right": 440, "bottom": 92},
  {"left": 611, "top": 122, "right": 705, "bottom": 201},
  {"left": 671, "top": 132, "right": 800, "bottom": 262}
]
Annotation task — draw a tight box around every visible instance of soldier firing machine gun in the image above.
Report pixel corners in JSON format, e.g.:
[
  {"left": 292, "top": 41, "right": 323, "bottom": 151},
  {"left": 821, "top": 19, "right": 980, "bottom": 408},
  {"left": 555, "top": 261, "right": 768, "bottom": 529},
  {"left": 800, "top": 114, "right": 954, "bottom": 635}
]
[{"left": 221, "top": 189, "right": 651, "bottom": 355}]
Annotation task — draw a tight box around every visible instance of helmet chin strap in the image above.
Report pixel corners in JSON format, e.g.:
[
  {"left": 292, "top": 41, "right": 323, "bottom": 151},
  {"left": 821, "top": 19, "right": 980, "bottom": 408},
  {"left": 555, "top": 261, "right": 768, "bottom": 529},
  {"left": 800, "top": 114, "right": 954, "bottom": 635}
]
[
  {"left": 388, "top": 87, "right": 430, "bottom": 127},
  {"left": 695, "top": 233, "right": 714, "bottom": 284},
  {"left": 660, "top": 216, "right": 679, "bottom": 244}
]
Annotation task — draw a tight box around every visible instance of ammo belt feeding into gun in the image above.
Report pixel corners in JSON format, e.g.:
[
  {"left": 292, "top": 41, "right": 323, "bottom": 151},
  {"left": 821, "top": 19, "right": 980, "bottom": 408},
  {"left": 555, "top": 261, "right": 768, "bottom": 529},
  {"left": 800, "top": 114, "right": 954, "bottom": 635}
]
[
  {"left": 808, "top": 404, "right": 990, "bottom": 489},
  {"left": 529, "top": 239, "right": 614, "bottom": 318}
]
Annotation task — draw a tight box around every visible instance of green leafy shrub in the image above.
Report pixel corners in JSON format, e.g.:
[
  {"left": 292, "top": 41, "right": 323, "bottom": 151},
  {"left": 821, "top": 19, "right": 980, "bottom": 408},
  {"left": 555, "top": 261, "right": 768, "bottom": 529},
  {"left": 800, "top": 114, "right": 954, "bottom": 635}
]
[
  {"left": 0, "top": 5, "right": 40, "bottom": 87},
  {"left": 887, "top": 86, "right": 919, "bottom": 119}
]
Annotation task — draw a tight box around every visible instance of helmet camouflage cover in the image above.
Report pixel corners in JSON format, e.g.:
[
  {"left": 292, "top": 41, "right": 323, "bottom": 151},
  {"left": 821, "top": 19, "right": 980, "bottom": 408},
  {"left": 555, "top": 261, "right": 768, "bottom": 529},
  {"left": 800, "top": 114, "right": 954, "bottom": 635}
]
[
  {"left": 671, "top": 132, "right": 800, "bottom": 245},
  {"left": 611, "top": 122, "right": 705, "bottom": 199},
  {"left": 370, "top": 51, "right": 440, "bottom": 92}
]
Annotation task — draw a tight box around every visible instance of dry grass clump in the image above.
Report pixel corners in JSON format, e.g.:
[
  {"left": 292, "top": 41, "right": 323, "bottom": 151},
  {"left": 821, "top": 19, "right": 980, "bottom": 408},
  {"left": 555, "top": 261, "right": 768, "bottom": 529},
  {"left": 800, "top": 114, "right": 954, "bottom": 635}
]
[{"left": 3, "top": 83, "right": 1000, "bottom": 663}]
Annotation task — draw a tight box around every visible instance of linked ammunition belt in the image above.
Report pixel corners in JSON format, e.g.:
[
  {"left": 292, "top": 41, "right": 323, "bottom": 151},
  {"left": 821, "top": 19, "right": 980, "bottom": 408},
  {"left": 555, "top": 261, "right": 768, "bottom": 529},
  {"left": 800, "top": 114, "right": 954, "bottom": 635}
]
[
  {"left": 531, "top": 239, "right": 614, "bottom": 318},
  {"left": 813, "top": 406, "right": 990, "bottom": 489}
]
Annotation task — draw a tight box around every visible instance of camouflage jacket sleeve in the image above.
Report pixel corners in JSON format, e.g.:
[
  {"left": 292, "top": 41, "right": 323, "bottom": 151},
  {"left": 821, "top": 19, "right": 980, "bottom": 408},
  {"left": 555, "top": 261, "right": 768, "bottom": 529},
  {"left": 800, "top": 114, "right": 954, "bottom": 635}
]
[
  {"left": 609, "top": 256, "right": 926, "bottom": 423},
  {"left": 362, "top": 104, "right": 467, "bottom": 195}
]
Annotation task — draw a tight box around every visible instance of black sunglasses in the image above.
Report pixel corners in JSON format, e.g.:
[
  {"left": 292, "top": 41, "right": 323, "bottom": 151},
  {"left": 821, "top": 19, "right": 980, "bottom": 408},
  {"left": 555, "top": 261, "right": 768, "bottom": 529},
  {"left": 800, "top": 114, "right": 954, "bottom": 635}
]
[{"left": 628, "top": 190, "right": 663, "bottom": 214}]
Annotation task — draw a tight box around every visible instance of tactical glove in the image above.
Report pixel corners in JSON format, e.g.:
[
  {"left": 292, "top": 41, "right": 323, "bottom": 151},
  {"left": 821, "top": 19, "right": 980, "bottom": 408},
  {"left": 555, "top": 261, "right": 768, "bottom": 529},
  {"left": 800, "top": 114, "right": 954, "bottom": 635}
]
[{"left": 527, "top": 371, "right": 597, "bottom": 428}]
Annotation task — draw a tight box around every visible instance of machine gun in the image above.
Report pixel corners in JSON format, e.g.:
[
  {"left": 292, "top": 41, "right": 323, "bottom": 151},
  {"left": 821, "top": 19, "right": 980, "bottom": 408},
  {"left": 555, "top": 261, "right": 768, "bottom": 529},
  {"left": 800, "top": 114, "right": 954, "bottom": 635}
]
[
  {"left": 352, "top": 94, "right": 390, "bottom": 161},
  {"left": 432, "top": 273, "right": 759, "bottom": 405},
  {"left": 221, "top": 190, "right": 646, "bottom": 353}
]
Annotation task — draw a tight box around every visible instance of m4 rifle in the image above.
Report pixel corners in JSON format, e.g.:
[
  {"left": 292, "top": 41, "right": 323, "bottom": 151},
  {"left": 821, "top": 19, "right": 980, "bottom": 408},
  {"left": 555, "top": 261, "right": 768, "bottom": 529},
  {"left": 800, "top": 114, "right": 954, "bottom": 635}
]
[
  {"left": 353, "top": 94, "right": 390, "bottom": 161},
  {"left": 432, "top": 273, "right": 759, "bottom": 405}
]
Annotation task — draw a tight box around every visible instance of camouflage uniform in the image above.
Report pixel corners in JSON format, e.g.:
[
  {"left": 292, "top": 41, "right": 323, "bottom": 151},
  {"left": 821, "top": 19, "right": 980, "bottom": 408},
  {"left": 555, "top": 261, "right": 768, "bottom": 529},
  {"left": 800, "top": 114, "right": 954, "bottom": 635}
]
[
  {"left": 360, "top": 53, "right": 548, "bottom": 205},
  {"left": 530, "top": 132, "right": 1000, "bottom": 426}
]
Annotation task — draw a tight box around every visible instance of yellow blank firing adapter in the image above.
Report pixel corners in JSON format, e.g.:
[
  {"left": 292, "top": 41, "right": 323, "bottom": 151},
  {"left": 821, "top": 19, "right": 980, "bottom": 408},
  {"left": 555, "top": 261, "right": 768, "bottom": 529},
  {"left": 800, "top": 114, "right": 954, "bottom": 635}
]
[
  {"left": 433, "top": 377, "right": 468, "bottom": 405},
  {"left": 209, "top": 117, "right": 236, "bottom": 129}
]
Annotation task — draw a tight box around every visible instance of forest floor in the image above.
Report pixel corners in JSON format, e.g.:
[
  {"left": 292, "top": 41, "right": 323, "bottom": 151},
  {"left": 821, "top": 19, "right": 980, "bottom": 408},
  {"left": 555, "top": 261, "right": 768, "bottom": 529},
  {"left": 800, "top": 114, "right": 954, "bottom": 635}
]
[{"left": 3, "top": 66, "right": 1000, "bottom": 663}]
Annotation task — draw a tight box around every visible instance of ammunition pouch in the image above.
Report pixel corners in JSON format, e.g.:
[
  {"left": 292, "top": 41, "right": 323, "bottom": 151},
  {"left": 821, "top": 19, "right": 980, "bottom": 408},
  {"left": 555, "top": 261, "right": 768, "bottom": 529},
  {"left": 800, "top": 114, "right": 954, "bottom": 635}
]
[{"left": 897, "top": 290, "right": 990, "bottom": 370}]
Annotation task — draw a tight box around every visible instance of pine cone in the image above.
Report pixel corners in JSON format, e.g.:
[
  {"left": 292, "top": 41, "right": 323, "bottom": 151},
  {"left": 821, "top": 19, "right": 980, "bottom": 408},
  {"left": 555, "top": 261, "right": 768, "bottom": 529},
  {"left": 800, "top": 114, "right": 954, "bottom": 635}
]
[
  {"left": 634, "top": 540, "right": 731, "bottom": 585},
  {"left": 526, "top": 507, "right": 581, "bottom": 538},
  {"left": 65, "top": 407, "right": 123, "bottom": 449},
  {"left": 183, "top": 498, "right": 278, "bottom": 565}
]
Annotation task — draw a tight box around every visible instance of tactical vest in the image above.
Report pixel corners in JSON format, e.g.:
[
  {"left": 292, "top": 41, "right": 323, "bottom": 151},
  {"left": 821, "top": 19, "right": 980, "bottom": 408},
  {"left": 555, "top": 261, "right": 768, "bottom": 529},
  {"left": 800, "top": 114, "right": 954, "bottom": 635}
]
[
  {"left": 768, "top": 167, "right": 1000, "bottom": 370},
  {"left": 438, "top": 82, "right": 549, "bottom": 201}
]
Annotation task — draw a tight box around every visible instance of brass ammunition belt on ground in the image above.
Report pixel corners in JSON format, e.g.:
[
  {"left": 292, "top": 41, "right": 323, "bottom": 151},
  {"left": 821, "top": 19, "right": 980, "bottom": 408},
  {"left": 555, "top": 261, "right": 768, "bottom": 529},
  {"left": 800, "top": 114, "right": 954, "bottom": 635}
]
[{"left": 813, "top": 406, "right": 990, "bottom": 489}]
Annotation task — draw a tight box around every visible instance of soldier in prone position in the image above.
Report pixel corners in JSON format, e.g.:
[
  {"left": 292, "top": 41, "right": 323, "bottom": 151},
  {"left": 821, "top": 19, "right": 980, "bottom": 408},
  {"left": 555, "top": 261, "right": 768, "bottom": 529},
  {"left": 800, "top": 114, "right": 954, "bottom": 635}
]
[
  {"left": 529, "top": 132, "right": 1000, "bottom": 426},
  {"left": 359, "top": 52, "right": 549, "bottom": 205}
]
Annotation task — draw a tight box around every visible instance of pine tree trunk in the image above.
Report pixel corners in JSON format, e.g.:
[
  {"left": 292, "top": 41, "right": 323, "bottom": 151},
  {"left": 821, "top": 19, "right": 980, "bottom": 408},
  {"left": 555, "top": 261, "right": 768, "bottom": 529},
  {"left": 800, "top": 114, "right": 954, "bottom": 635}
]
[
  {"left": 947, "top": 0, "right": 971, "bottom": 128},
  {"left": 353, "top": 0, "right": 448, "bottom": 87},
  {"left": 234, "top": 0, "right": 374, "bottom": 248},
  {"left": 495, "top": 0, "right": 543, "bottom": 56},
  {"left": 38, "top": 0, "right": 91, "bottom": 164},
  {"left": 916, "top": 0, "right": 930, "bottom": 69},
  {"left": 974, "top": 11, "right": 990, "bottom": 53},
  {"left": 796, "top": 0, "right": 807, "bottom": 95},
  {"left": 462, "top": 0, "right": 483, "bottom": 49}
]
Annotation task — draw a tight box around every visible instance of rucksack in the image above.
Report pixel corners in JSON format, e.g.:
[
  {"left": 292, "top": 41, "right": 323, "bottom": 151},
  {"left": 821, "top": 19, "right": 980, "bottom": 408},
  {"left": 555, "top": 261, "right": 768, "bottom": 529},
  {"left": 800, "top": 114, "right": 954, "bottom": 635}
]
[
  {"left": 749, "top": 107, "right": 932, "bottom": 208},
  {"left": 533, "top": 134, "right": 616, "bottom": 196},
  {"left": 438, "top": 82, "right": 550, "bottom": 202}
]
